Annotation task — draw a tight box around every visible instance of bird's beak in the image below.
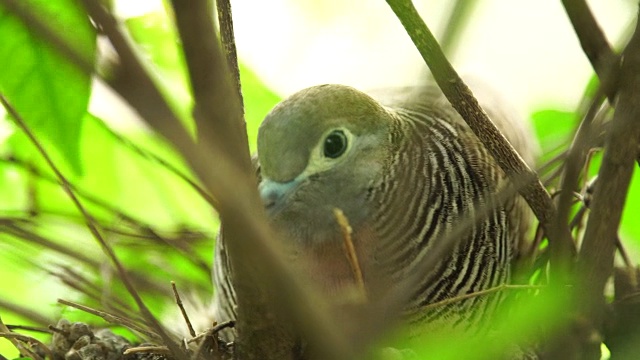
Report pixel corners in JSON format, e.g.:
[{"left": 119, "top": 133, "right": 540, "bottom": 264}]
[{"left": 259, "top": 177, "right": 299, "bottom": 212}]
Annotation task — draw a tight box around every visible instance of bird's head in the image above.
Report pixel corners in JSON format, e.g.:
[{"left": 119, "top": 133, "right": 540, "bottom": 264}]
[{"left": 257, "top": 84, "right": 394, "bottom": 247}]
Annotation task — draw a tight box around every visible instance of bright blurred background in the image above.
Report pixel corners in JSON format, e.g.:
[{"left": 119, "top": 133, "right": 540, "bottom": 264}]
[{"left": 116, "top": 0, "right": 635, "bottom": 113}]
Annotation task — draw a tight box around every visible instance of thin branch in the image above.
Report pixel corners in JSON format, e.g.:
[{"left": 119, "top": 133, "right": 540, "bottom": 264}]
[
  {"left": 187, "top": 321, "right": 236, "bottom": 344},
  {"left": 0, "top": 316, "right": 43, "bottom": 360},
  {"left": 123, "top": 346, "right": 171, "bottom": 355},
  {"left": 5, "top": 325, "right": 51, "bottom": 334},
  {"left": 421, "top": 284, "right": 543, "bottom": 311},
  {"left": 0, "top": 94, "right": 184, "bottom": 358},
  {"left": 561, "top": 0, "right": 620, "bottom": 103},
  {"left": 57, "top": 299, "right": 158, "bottom": 340},
  {"left": 216, "top": 0, "right": 245, "bottom": 111},
  {"left": 0, "top": 332, "right": 51, "bottom": 360},
  {"left": 577, "top": 0, "right": 640, "bottom": 343},
  {"left": 385, "top": 0, "right": 575, "bottom": 279},
  {"left": 48, "top": 265, "right": 141, "bottom": 320},
  {"left": 554, "top": 87, "right": 606, "bottom": 267},
  {"left": 171, "top": 281, "right": 197, "bottom": 338}
]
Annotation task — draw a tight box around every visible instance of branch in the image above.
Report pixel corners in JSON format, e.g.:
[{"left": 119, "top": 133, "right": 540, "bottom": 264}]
[
  {"left": 561, "top": 0, "right": 620, "bottom": 103},
  {"left": 554, "top": 88, "right": 606, "bottom": 270},
  {"left": 385, "top": 0, "right": 575, "bottom": 277},
  {"left": 216, "top": 0, "right": 245, "bottom": 111},
  {"left": 577, "top": 1, "right": 640, "bottom": 343}
]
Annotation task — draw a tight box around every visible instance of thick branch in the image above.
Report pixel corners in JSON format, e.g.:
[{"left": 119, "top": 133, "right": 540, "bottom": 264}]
[
  {"left": 170, "top": 1, "right": 292, "bottom": 358},
  {"left": 385, "top": 0, "right": 575, "bottom": 275},
  {"left": 577, "top": 3, "right": 640, "bottom": 338},
  {"left": 561, "top": 0, "right": 619, "bottom": 103}
]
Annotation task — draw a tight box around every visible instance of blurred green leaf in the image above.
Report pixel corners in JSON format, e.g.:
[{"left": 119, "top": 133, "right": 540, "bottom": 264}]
[
  {"left": 530, "top": 109, "right": 575, "bottom": 154},
  {"left": 404, "top": 288, "right": 570, "bottom": 359},
  {"left": 0, "top": 0, "right": 96, "bottom": 175},
  {"left": 621, "top": 167, "right": 640, "bottom": 243}
]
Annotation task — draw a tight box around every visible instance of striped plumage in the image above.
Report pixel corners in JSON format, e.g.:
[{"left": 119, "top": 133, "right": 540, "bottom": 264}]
[{"left": 213, "top": 83, "right": 535, "bottom": 342}]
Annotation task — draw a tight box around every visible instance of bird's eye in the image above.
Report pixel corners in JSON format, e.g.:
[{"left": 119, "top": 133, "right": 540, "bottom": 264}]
[{"left": 323, "top": 130, "right": 348, "bottom": 158}]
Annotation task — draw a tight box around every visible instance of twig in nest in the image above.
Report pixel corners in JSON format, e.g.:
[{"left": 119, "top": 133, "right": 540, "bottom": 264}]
[
  {"left": 333, "top": 208, "right": 367, "bottom": 301},
  {"left": 7, "top": 325, "right": 51, "bottom": 334},
  {"left": 171, "top": 281, "right": 197, "bottom": 337},
  {"left": 0, "top": 316, "right": 44, "bottom": 360},
  {"left": 191, "top": 321, "right": 236, "bottom": 360},
  {"left": 187, "top": 321, "right": 236, "bottom": 344},
  {"left": 0, "top": 332, "right": 52, "bottom": 360},
  {"left": 48, "top": 324, "right": 70, "bottom": 336},
  {"left": 421, "top": 284, "right": 544, "bottom": 311},
  {"left": 57, "top": 299, "right": 158, "bottom": 341},
  {"left": 123, "top": 345, "right": 171, "bottom": 355}
]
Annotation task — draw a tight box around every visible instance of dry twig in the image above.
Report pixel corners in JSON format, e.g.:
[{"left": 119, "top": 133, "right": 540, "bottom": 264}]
[
  {"left": 333, "top": 208, "right": 367, "bottom": 301},
  {"left": 0, "top": 332, "right": 52, "bottom": 360},
  {"left": 0, "top": 316, "right": 43, "bottom": 360},
  {"left": 57, "top": 299, "right": 158, "bottom": 341},
  {"left": 171, "top": 281, "right": 197, "bottom": 338}
]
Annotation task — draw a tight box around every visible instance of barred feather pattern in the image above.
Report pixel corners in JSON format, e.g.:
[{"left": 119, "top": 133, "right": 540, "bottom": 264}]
[
  {"left": 212, "top": 228, "right": 238, "bottom": 338},
  {"left": 374, "top": 103, "right": 515, "bottom": 333}
]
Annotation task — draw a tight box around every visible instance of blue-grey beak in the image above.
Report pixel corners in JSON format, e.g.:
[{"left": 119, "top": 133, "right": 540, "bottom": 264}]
[{"left": 259, "top": 178, "right": 299, "bottom": 211}]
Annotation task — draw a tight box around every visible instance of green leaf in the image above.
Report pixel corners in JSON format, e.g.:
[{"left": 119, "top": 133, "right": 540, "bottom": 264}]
[
  {"left": 0, "top": 0, "right": 96, "bottom": 175},
  {"left": 530, "top": 109, "right": 575, "bottom": 152},
  {"left": 621, "top": 166, "right": 640, "bottom": 243}
]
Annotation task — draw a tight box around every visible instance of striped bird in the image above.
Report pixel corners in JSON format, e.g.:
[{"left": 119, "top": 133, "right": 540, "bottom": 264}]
[{"left": 213, "top": 83, "right": 535, "bottom": 344}]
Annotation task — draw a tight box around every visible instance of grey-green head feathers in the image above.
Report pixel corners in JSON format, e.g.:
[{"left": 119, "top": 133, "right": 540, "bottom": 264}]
[{"left": 257, "top": 85, "right": 396, "bottom": 245}]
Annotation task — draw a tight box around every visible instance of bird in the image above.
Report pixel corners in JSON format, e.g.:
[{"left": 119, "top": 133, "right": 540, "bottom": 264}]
[{"left": 212, "top": 82, "right": 536, "bottom": 347}]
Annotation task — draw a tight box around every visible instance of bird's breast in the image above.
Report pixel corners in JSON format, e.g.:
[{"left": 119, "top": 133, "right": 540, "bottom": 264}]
[{"left": 289, "top": 223, "right": 387, "bottom": 306}]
